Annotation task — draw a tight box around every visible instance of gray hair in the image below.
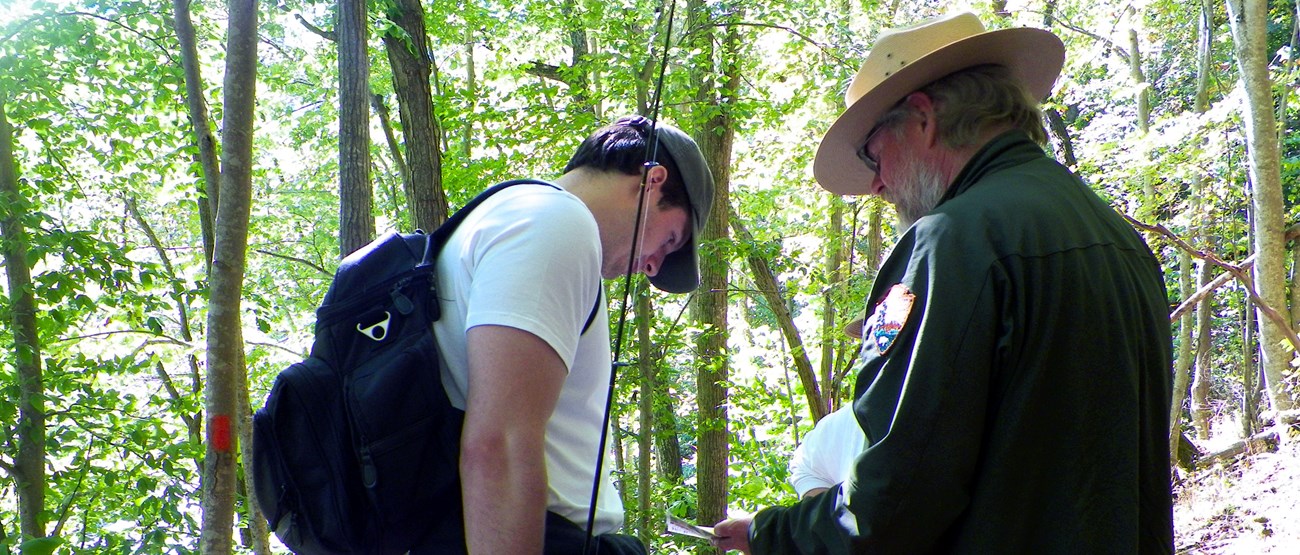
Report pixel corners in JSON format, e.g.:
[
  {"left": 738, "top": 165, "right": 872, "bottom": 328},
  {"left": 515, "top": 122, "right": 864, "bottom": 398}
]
[{"left": 884, "top": 64, "right": 1048, "bottom": 148}]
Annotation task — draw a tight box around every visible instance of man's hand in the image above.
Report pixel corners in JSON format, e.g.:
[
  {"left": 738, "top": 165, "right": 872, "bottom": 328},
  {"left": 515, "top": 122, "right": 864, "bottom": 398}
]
[{"left": 711, "top": 516, "right": 754, "bottom": 554}]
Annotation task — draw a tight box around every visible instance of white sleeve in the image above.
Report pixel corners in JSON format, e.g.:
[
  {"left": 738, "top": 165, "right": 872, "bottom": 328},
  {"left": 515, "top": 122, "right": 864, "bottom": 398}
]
[
  {"left": 461, "top": 189, "right": 602, "bottom": 370},
  {"left": 789, "top": 405, "right": 864, "bottom": 497}
]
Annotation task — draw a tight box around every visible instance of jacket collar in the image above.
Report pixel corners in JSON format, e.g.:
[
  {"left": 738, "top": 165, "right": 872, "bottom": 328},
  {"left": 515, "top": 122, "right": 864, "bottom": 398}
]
[{"left": 937, "top": 130, "right": 1047, "bottom": 206}]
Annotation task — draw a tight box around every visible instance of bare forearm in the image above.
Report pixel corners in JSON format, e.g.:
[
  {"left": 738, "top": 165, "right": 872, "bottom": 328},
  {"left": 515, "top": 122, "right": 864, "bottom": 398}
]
[
  {"left": 462, "top": 325, "right": 567, "bottom": 554},
  {"left": 461, "top": 435, "right": 549, "bottom": 553}
]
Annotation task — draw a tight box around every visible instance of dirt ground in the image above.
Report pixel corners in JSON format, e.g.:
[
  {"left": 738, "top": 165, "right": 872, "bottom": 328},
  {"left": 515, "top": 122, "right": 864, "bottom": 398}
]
[{"left": 1174, "top": 427, "right": 1300, "bottom": 554}]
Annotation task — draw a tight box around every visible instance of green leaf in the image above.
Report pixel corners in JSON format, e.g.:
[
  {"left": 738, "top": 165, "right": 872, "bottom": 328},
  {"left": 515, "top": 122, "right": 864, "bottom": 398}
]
[{"left": 19, "top": 536, "right": 63, "bottom": 555}]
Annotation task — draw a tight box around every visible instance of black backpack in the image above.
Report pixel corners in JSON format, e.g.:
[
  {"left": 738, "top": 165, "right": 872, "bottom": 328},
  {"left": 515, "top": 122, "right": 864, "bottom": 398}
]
[{"left": 252, "top": 179, "right": 599, "bottom": 554}]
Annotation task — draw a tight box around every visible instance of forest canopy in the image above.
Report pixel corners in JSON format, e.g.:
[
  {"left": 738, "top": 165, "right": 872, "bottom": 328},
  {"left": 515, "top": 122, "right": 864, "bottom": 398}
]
[{"left": 1, "top": 0, "right": 1299, "bottom": 552}]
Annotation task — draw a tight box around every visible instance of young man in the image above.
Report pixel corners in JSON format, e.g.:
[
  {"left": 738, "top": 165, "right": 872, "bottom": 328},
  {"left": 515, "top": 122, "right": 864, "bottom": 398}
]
[
  {"left": 429, "top": 116, "right": 714, "bottom": 554},
  {"left": 714, "top": 13, "right": 1173, "bottom": 554}
]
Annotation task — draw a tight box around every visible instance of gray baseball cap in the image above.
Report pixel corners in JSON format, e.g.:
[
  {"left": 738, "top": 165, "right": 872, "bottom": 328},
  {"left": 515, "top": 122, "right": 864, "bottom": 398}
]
[{"left": 648, "top": 122, "right": 715, "bottom": 294}]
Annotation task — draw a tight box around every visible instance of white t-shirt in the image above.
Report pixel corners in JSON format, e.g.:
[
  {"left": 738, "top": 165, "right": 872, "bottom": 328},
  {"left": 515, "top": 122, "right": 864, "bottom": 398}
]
[
  {"left": 789, "top": 404, "right": 867, "bottom": 498},
  {"left": 431, "top": 183, "right": 624, "bottom": 534}
]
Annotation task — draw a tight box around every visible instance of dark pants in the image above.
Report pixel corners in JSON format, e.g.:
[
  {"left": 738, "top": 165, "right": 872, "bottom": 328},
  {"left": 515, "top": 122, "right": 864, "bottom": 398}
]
[
  {"left": 543, "top": 511, "right": 647, "bottom": 555},
  {"left": 408, "top": 511, "right": 646, "bottom": 554}
]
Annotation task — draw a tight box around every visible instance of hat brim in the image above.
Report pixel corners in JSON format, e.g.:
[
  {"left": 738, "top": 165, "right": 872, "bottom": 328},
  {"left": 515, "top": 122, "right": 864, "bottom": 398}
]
[
  {"left": 649, "top": 237, "right": 699, "bottom": 294},
  {"left": 814, "top": 28, "right": 1064, "bottom": 195},
  {"left": 646, "top": 122, "right": 714, "bottom": 294},
  {"left": 844, "top": 318, "right": 864, "bottom": 339}
]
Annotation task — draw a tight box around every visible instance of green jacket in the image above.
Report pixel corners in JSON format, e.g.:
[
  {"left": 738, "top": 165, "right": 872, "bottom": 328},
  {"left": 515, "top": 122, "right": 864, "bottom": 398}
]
[{"left": 750, "top": 131, "right": 1174, "bottom": 554}]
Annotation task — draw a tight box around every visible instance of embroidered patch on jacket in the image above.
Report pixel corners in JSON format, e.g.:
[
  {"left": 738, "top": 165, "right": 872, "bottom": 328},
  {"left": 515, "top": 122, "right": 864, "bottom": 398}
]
[{"left": 865, "top": 283, "right": 915, "bottom": 356}]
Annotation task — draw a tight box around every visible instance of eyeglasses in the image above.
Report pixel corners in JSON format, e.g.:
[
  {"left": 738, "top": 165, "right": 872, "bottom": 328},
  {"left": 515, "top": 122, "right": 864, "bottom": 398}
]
[{"left": 855, "top": 123, "right": 887, "bottom": 174}]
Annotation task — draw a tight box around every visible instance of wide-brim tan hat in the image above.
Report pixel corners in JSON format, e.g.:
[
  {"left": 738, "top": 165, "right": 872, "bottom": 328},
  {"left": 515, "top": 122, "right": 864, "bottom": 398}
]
[{"left": 814, "top": 12, "right": 1065, "bottom": 195}]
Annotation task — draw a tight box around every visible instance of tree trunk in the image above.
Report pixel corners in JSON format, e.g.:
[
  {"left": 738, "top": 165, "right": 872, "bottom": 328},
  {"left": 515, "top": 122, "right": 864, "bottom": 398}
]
[
  {"left": 338, "top": 0, "right": 374, "bottom": 257},
  {"left": 1291, "top": 241, "right": 1300, "bottom": 329},
  {"left": 635, "top": 281, "right": 654, "bottom": 544},
  {"left": 561, "top": 0, "right": 594, "bottom": 117},
  {"left": 1, "top": 87, "right": 48, "bottom": 543},
  {"left": 239, "top": 369, "right": 271, "bottom": 555},
  {"left": 687, "top": 1, "right": 738, "bottom": 542},
  {"left": 173, "top": 0, "right": 221, "bottom": 266},
  {"left": 732, "top": 217, "right": 825, "bottom": 421},
  {"left": 370, "top": 93, "right": 411, "bottom": 226},
  {"left": 1170, "top": 252, "right": 1195, "bottom": 456},
  {"left": 1044, "top": 108, "right": 1077, "bottom": 167},
  {"left": 1242, "top": 292, "right": 1261, "bottom": 437},
  {"left": 199, "top": 0, "right": 259, "bottom": 552},
  {"left": 819, "top": 199, "right": 846, "bottom": 412},
  {"left": 126, "top": 197, "right": 204, "bottom": 464},
  {"left": 1126, "top": 8, "right": 1155, "bottom": 202},
  {"left": 1127, "top": 9, "right": 1151, "bottom": 135},
  {"left": 865, "top": 202, "right": 883, "bottom": 273},
  {"left": 1226, "top": 0, "right": 1296, "bottom": 411},
  {"left": 381, "top": 0, "right": 448, "bottom": 232},
  {"left": 1191, "top": 258, "right": 1213, "bottom": 438},
  {"left": 1277, "top": 2, "right": 1299, "bottom": 143},
  {"left": 462, "top": 26, "right": 476, "bottom": 161}
]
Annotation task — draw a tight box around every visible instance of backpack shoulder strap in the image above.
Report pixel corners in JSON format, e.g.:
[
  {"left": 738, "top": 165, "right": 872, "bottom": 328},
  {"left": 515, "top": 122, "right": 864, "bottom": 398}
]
[
  {"left": 419, "top": 179, "right": 558, "bottom": 267},
  {"left": 581, "top": 287, "right": 602, "bottom": 335},
  {"left": 423, "top": 179, "right": 602, "bottom": 337}
]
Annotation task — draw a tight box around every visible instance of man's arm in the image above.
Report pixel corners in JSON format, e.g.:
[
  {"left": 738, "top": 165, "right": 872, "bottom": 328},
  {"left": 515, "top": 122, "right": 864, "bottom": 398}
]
[{"left": 461, "top": 324, "right": 568, "bottom": 554}]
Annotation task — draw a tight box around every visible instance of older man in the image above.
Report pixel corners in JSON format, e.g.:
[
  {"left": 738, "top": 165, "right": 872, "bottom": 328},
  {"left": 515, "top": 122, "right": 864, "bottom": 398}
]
[{"left": 714, "top": 13, "right": 1173, "bottom": 554}]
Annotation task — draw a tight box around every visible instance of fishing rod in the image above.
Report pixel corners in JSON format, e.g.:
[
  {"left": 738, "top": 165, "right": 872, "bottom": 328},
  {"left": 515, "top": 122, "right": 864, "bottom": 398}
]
[{"left": 583, "top": 0, "right": 678, "bottom": 552}]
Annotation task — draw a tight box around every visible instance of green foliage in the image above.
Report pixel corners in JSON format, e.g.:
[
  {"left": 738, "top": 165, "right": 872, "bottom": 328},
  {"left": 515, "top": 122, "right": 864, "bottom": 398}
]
[{"left": 2, "top": 0, "right": 1297, "bottom": 549}]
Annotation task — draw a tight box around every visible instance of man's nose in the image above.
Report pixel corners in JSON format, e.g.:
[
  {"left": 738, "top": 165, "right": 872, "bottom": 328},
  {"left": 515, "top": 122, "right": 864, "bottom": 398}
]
[{"left": 642, "top": 251, "right": 665, "bottom": 277}]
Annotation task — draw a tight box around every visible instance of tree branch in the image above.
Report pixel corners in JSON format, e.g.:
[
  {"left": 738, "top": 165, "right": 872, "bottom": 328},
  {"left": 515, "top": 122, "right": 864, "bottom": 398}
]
[
  {"left": 1127, "top": 215, "right": 1300, "bottom": 351},
  {"left": 247, "top": 340, "right": 310, "bottom": 359},
  {"left": 295, "top": 13, "right": 336, "bottom": 42},
  {"left": 525, "top": 62, "right": 565, "bottom": 83},
  {"left": 723, "top": 22, "right": 851, "bottom": 69},
  {"left": 253, "top": 248, "right": 331, "bottom": 277}
]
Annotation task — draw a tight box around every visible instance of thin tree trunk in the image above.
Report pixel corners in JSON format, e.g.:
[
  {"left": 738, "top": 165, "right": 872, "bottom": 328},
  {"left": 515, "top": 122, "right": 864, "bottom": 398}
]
[
  {"left": 381, "top": 0, "right": 448, "bottom": 232},
  {"left": 650, "top": 316, "right": 684, "bottom": 484},
  {"left": 819, "top": 199, "right": 845, "bottom": 414},
  {"left": 1191, "top": 258, "right": 1213, "bottom": 438},
  {"left": 462, "top": 26, "right": 476, "bottom": 161},
  {"left": 1278, "top": 2, "right": 1298, "bottom": 143},
  {"left": 636, "top": 281, "right": 654, "bottom": 544},
  {"left": 1044, "top": 108, "right": 1077, "bottom": 167},
  {"left": 688, "top": 1, "right": 738, "bottom": 542},
  {"left": 561, "top": 0, "right": 593, "bottom": 116},
  {"left": 1127, "top": 8, "right": 1155, "bottom": 202},
  {"left": 199, "top": 0, "right": 259, "bottom": 552},
  {"left": 173, "top": 0, "right": 220, "bottom": 266},
  {"left": 238, "top": 367, "right": 271, "bottom": 555},
  {"left": 1, "top": 87, "right": 47, "bottom": 542},
  {"left": 732, "top": 217, "right": 825, "bottom": 421},
  {"left": 1227, "top": 0, "right": 1296, "bottom": 411},
  {"left": 1190, "top": 261, "right": 1211, "bottom": 431},
  {"left": 125, "top": 197, "right": 204, "bottom": 459},
  {"left": 1170, "top": 253, "right": 1195, "bottom": 456},
  {"left": 1178, "top": 0, "right": 1214, "bottom": 450},
  {"left": 1128, "top": 9, "right": 1151, "bottom": 135},
  {"left": 1243, "top": 197, "right": 1263, "bottom": 437},
  {"left": 339, "top": 0, "right": 374, "bottom": 257},
  {"left": 1243, "top": 292, "right": 1260, "bottom": 437},
  {"left": 866, "top": 202, "right": 883, "bottom": 271},
  {"left": 370, "top": 93, "right": 411, "bottom": 212}
]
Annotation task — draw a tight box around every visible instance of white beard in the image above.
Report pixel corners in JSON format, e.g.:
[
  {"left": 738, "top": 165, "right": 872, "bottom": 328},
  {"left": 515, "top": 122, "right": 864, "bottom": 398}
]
[{"left": 889, "top": 155, "right": 950, "bottom": 230}]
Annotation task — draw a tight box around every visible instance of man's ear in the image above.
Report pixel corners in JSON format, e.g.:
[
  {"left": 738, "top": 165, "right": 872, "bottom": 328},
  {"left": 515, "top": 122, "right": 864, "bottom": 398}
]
[
  {"left": 643, "top": 163, "right": 669, "bottom": 190},
  {"left": 902, "top": 91, "right": 939, "bottom": 148}
]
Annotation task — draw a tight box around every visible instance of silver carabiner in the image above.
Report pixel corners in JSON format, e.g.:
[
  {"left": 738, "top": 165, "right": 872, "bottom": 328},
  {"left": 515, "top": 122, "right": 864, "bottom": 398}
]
[{"left": 357, "top": 311, "right": 392, "bottom": 342}]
